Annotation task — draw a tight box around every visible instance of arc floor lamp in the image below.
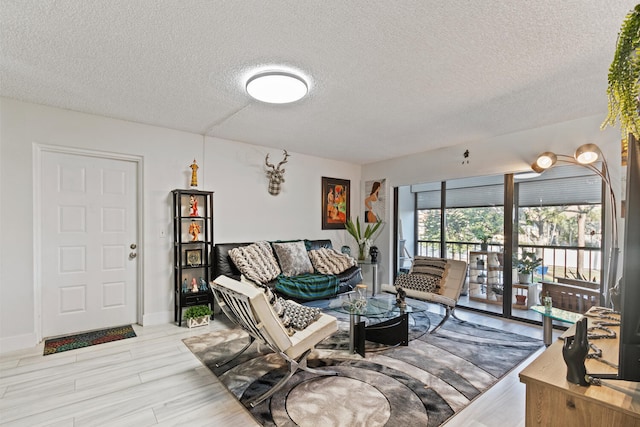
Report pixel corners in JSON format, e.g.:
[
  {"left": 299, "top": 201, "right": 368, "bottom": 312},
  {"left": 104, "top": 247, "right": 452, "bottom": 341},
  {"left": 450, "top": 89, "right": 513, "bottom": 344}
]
[{"left": 531, "top": 143, "right": 619, "bottom": 305}]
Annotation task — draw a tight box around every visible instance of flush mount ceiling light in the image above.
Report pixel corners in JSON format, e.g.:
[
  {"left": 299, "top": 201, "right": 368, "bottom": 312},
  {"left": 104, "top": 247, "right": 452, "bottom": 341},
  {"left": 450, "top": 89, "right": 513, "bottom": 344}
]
[{"left": 246, "top": 71, "right": 308, "bottom": 104}]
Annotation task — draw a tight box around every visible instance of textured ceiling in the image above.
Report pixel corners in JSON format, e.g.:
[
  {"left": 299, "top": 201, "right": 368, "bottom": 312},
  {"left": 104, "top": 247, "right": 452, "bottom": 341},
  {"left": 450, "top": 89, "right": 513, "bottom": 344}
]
[{"left": 1, "top": 1, "right": 636, "bottom": 164}]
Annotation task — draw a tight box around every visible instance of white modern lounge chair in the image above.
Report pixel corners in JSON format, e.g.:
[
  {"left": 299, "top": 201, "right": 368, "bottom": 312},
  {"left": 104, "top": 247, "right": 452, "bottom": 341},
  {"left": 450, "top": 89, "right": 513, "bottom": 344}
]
[
  {"left": 210, "top": 275, "right": 338, "bottom": 407},
  {"left": 382, "top": 257, "right": 467, "bottom": 334}
]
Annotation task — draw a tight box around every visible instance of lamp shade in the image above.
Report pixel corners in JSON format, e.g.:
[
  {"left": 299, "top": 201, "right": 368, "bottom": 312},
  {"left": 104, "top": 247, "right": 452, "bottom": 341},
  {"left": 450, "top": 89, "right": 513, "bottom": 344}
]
[
  {"left": 246, "top": 72, "right": 308, "bottom": 104},
  {"left": 574, "top": 144, "right": 600, "bottom": 164},
  {"left": 535, "top": 152, "right": 557, "bottom": 170},
  {"left": 530, "top": 161, "right": 546, "bottom": 174}
]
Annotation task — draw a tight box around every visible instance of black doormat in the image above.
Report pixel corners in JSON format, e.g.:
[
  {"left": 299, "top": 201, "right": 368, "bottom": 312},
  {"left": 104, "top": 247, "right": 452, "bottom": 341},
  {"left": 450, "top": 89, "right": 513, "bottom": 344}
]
[{"left": 43, "top": 325, "right": 136, "bottom": 355}]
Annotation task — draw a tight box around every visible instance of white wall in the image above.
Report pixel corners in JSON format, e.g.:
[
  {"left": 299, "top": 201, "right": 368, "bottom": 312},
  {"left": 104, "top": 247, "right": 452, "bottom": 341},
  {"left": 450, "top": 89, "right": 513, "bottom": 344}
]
[
  {"left": 363, "top": 114, "right": 623, "bottom": 286},
  {"left": 0, "top": 98, "right": 361, "bottom": 352},
  {"left": 1, "top": 97, "right": 623, "bottom": 352}
]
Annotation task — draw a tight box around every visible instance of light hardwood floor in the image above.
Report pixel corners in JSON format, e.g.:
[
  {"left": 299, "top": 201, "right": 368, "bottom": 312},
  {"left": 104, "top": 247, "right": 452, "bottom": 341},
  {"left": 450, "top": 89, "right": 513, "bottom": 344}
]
[{"left": 0, "top": 307, "right": 557, "bottom": 426}]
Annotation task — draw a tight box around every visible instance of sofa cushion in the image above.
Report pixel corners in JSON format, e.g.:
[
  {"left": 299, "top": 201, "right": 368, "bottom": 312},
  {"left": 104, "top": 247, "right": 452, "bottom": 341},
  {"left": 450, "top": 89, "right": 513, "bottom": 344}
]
[
  {"left": 272, "top": 241, "right": 314, "bottom": 277},
  {"left": 229, "top": 241, "right": 281, "bottom": 286},
  {"left": 308, "top": 247, "right": 356, "bottom": 275},
  {"left": 305, "top": 239, "right": 333, "bottom": 251},
  {"left": 213, "top": 242, "right": 252, "bottom": 278}
]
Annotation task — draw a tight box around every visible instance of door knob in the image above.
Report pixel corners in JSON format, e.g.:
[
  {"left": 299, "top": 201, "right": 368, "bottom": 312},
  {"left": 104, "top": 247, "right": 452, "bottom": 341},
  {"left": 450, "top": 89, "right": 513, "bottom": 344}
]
[{"left": 130, "top": 243, "right": 137, "bottom": 249}]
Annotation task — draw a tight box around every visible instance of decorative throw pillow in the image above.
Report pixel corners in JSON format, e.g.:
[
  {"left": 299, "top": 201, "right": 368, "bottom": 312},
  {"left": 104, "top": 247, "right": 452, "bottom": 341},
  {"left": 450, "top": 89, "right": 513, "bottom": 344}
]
[
  {"left": 308, "top": 247, "right": 356, "bottom": 275},
  {"left": 410, "top": 256, "right": 448, "bottom": 277},
  {"left": 272, "top": 241, "right": 314, "bottom": 277},
  {"left": 280, "top": 298, "right": 322, "bottom": 331},
  {"left": 238, "top": 275, "right": 297, "bottom": 334},
  {"left": 394, "top": 272, "right": 442, "bottom": 294},
  {"left": 229, "top": 241, "right": 281, "bottom": 286}
]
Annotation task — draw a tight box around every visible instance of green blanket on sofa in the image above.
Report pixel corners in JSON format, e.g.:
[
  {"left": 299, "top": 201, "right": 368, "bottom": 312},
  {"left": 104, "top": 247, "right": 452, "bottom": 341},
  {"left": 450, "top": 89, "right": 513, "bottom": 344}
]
[{"left": 275, "top": 273, "right": 340, "bottom": 300}]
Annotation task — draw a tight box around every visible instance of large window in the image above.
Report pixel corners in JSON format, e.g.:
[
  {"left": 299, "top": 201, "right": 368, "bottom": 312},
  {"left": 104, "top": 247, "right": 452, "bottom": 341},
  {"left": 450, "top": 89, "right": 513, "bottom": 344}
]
[
  {"left": 406, "top": 165, "right": 603, "bottom": 319},
  {"left": 415, "top": 176, "right": 504, "bottom": 259},
  {"left": 517, "top": 165, "right": 603, "bottom": 283}
]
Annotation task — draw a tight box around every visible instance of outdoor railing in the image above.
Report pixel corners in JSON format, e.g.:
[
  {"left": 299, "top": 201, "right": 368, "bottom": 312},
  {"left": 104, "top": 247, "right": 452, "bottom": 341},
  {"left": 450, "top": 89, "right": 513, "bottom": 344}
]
[{"left": 416, "top": 240, "right": 602, "bottom": 284}]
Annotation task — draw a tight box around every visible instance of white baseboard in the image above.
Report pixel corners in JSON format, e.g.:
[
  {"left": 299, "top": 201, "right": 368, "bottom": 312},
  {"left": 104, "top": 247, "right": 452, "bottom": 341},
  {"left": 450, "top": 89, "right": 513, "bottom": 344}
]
[
  {"left": 0, "top": 332, "right": 38, "bottom": 354},
  {"left": 142, "top": 310, "right": 173, "bottom": 326}
]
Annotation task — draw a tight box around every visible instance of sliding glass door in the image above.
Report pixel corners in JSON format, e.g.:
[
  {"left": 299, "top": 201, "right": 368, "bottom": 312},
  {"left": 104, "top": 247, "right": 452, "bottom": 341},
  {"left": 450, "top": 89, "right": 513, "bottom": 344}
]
[{"left": 401, "top": 165, "right": 604, "bottom": 321}]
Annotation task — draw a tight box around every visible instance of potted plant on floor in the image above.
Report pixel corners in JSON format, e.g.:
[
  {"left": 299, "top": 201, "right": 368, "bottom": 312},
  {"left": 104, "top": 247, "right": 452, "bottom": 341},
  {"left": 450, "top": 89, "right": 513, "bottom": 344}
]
[
  {"left": 184, "top": 305, "right": 212, "bottom": 328},
  {"left": 515, "top": 251, "right": 543, "bottom": 284},
  {"left": 491, "top": 284, "right": 504, "bottom": 302}
]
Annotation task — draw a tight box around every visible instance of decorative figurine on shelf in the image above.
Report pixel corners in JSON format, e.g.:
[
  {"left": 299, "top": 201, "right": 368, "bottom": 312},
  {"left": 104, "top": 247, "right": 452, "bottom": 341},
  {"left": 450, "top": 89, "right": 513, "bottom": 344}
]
[
  {"left": 199, "top": 277, "right": 208, "bottom": 292},
  {"left": 369, "top": 246, "right": 379, "bottom": 263},
  {"left": 189, "top": 195, "right": 199, "bottom": 217},
  {"left": 188, "top": 220, "right": 200, "bottom": 241},
  {"left": 191, "top": 277, "right": 199, "bottom": 292},
  {"left": 182, "top": 278, "right": 188, "bottom": 293},
  {"left": 562, "top": 317, "right": 590, "bottom": 386},
  {"left": 189, "top": 159, "right": 199, "bottom": 188},
  {"left": 396, "top": 285, "right": 407, "bottom": 308}
]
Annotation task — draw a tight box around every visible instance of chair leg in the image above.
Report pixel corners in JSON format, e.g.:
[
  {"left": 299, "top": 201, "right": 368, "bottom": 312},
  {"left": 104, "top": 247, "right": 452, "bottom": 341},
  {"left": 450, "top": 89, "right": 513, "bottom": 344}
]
[
  {"left": 248, "top": 349, "right": 338, "bottom": 408},
  {"left": 451, "top": 307, "right": 461, "bottom": 320},
  {"left": 429, "top": 305, "right": 452, "bottom": 334},
  {"left": 298, "top": 355, "right": 339, "bottom": 377},
  {"left": 215, "top": 336, "right": 255, "bottom": 368}
]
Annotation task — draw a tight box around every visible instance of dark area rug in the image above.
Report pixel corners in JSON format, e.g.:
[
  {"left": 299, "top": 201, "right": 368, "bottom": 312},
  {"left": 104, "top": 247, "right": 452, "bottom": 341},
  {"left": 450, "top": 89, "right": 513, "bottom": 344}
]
[
  {"left": 183, "top": 299, "right": 542, "bottom": 426},
  {"left": 43, "top": 325, "right": 136, "bottom": 355}
]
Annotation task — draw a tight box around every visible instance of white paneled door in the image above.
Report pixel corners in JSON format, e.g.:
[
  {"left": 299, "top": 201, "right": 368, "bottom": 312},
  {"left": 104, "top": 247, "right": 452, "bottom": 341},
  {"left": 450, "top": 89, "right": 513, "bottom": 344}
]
[{"left": 40, "top": 150, "right": 138, "bottom": 338}]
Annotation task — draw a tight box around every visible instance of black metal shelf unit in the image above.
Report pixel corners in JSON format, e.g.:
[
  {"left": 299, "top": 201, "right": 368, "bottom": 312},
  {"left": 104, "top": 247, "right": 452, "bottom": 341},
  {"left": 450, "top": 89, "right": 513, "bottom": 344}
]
[{"left": 172, "top": 189, "right": 214, "bottom": 326}]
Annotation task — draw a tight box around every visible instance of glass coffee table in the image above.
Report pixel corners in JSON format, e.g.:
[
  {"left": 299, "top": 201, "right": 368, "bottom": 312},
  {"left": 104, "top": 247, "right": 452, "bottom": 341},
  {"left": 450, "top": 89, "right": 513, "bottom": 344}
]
[
  {"left": 328, "top": 293, "right": 429, "bottom": 356},
  {"left": 530, "top": 305, "right": 583, "bottom": 346}
]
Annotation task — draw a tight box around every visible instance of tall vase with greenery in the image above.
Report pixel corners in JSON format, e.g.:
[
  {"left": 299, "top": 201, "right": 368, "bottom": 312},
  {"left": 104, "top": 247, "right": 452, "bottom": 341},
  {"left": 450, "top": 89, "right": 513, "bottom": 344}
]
[
  {"left": 345, "top": 216, "right": 382, "bottom": 261},
  {"left": 602, "top": 5, "right": 640, "bottom": 141}
]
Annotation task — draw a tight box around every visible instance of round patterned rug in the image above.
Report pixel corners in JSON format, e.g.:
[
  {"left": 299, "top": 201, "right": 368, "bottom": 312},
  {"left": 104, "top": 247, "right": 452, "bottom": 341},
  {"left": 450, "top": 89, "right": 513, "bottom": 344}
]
[{"left": 183, "top": 301, "right": 542, "bottom": 427}]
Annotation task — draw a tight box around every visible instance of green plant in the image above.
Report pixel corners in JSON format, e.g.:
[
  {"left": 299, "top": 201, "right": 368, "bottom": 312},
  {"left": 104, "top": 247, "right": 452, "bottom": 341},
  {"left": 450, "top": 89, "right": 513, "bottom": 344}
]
[
  {"left": 514, "top": 251, "right": 543, "bottom": 275},
  {"left": 345, "top": 216, "right": 382, "bottom": 245},
  {"left": 602, "top": 5, "right": 640, "bottom": 140},
  {"left": 491, "top": 284, "right": 504, "bottom": 295},
  {"left": 184, "top": 305, "right": 212, "bottom": 319}
]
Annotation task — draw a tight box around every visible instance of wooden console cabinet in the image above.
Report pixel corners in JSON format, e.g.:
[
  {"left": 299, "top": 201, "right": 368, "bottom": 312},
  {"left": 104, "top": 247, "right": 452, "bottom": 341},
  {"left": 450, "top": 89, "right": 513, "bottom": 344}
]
[{"left": 519, "top": 311, "right": 640, "bottom": 426}]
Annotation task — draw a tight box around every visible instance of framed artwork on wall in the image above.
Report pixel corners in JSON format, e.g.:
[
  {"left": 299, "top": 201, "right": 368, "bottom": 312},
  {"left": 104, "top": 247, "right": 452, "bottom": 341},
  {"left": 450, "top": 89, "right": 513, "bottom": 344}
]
[
  {"left": 321, "top": 176, "right": 350, "bottom": 229},
  {"left": 364, "top": 179, "right": 386, "bottom": 223}
]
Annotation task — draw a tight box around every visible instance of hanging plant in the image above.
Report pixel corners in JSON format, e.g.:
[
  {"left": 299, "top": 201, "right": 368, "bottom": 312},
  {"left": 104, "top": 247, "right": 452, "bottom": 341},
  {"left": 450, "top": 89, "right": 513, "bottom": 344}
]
[{"left": 602, "top": 5, "right": 640, "bottom": 140}]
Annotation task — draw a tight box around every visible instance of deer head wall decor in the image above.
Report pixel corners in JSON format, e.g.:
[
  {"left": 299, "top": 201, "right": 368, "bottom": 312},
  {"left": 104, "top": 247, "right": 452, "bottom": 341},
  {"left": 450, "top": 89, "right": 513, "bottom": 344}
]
[{"left": 265, "top": 150, "right": 290, "bottom": 196}]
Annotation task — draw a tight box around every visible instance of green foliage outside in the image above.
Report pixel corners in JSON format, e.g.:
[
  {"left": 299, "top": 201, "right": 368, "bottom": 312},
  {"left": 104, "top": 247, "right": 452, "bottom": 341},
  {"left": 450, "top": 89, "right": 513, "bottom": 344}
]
[
  {"left": 418, "top": 205, "right": 601, "bottom": 248},
  {"left": 518, "top": 205, "right": 601, "bottom": 247},
  {"left": 418, "top": 207, "right": 503, "bottom": 244}
]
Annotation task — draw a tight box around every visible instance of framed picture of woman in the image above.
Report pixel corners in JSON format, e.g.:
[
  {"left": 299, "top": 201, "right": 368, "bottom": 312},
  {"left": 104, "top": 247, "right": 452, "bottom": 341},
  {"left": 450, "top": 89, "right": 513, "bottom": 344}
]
[
  {"left": 321, "top": 177, "right": 350, "bottom": 229},
  {"left": 364, "top": 179, "right": 386, "bottom": 222}
]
